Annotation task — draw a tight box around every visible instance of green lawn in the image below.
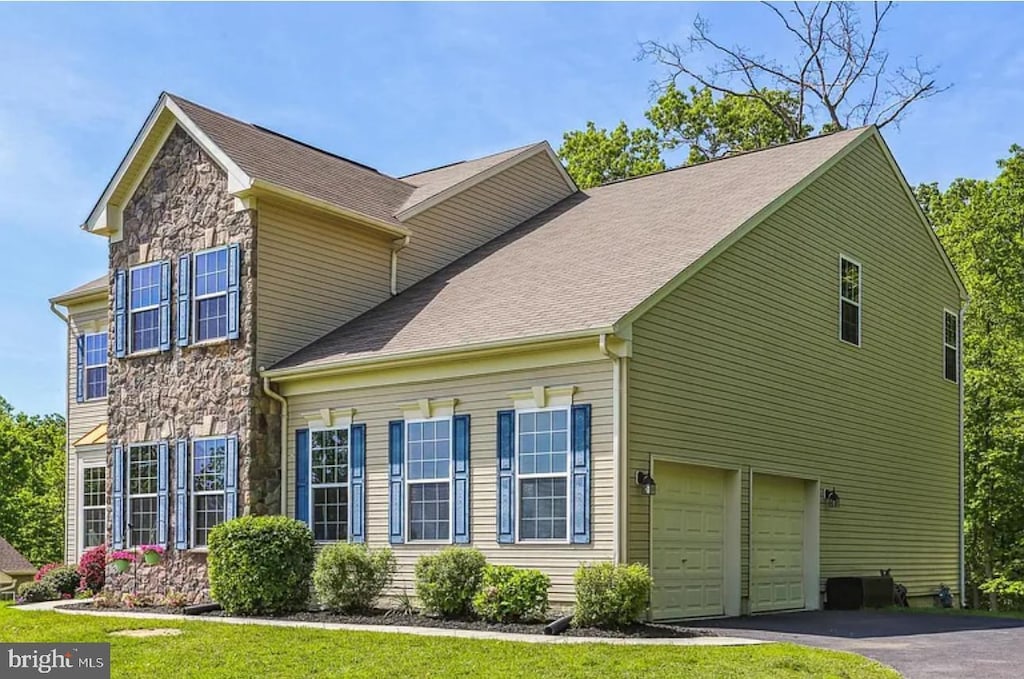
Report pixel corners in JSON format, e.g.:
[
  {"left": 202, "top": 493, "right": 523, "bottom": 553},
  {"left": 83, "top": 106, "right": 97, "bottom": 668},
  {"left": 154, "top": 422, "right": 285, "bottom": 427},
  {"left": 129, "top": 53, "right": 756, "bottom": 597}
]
[{"left": 0, "top": 604, "right": 896, "bottom": 678}]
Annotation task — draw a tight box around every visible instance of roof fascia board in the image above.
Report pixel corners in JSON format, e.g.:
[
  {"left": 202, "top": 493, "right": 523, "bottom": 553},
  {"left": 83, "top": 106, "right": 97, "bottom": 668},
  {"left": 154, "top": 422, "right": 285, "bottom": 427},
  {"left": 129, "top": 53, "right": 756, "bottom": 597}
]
[
  {"left": 49, "top": 288, "right": 108, "bottom": 307},
  {"left": 615, "top": 127, "right": 876, "bottom": 333},
  {"left": 543, "top": 142, "right": 579, "bottom": 194}
]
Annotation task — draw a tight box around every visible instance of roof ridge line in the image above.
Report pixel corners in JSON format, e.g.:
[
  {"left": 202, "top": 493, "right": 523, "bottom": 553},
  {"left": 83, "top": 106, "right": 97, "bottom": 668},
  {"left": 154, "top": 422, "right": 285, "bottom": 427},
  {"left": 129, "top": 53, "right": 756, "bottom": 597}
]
[{"left": 399, "top": 141, "right": 543, "bottom": 179}]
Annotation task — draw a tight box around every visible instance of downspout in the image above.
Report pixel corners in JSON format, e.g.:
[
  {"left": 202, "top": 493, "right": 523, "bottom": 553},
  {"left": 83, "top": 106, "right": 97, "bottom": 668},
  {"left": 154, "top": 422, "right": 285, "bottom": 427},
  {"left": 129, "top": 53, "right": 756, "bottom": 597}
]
[
  {"left": 262, "top": 374, "right": 288, "bottom": 516},
  {"left": 49, "top": 302, "right": 71, "bottom": 563},
  {"left": 599, "top": 334, "right": 623, "bottom": 565},
  {"left": 390, "top": 236, "right": 410, "bottom": 296},
  {"left": 958, "top": 300, "right": 968, "bottom": 607}
]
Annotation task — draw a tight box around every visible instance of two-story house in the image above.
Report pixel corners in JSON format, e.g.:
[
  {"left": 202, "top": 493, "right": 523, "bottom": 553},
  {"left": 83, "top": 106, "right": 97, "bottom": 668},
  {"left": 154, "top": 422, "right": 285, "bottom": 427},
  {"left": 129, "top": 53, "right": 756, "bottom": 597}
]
[{"left": 52, "top": 92, "right": 965, "bottom": 617}]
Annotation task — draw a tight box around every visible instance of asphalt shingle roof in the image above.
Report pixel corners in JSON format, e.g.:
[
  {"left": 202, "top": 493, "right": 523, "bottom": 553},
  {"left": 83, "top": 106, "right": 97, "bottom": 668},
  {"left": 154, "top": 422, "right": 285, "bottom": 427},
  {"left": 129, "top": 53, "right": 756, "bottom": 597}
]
[
  {"left": 51, "top": 274, "right": 107, "bottom": 304},
  {"left": 0, "top": 536, "right": 34, "bottom": 573}
]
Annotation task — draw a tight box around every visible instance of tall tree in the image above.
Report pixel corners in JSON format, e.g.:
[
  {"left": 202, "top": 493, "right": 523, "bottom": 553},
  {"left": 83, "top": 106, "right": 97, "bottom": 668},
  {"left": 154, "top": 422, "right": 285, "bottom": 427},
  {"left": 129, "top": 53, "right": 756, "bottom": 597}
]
[{"left": 559, "top": 121, "right": 665, "bottom": 190}]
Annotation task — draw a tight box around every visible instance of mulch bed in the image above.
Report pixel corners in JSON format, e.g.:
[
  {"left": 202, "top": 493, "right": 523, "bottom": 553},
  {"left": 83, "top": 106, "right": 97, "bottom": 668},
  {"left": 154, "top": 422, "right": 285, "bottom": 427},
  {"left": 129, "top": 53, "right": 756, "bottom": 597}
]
[{"left": 61, "top": 603, "right": 713, "bottom": 639}]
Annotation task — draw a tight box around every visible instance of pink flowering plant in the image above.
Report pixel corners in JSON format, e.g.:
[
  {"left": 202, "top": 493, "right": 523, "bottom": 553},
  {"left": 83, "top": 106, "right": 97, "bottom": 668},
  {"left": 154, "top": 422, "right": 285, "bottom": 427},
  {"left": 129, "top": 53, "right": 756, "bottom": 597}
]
[
  {"left": 108, "top": 550, "right": 137, "bottom": 563},
  {"left": 139, "top": 545, "right": 165, "bottom": 557}
]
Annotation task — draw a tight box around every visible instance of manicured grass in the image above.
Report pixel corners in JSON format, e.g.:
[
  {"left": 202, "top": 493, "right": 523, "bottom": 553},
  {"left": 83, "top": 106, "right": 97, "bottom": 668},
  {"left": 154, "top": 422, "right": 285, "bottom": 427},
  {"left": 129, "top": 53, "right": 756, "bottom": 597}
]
[{"left": 0, "top": 604, "right": 896, "bottom": 678}]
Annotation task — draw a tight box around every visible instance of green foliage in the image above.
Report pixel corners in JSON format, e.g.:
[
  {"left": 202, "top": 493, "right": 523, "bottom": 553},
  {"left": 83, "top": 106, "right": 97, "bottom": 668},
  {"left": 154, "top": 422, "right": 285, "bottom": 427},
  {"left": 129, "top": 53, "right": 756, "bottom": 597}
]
[
  {"left": 313, "top": 543, "right": 396, "bottom": 612},
  {"left": 0, "top": 396, "right": 65, "bottom": 565},
  {"left": 77, "top": 545, "right": 106, "bottom": 592},
  {"left": 472, "top": 564, "right": 550, "bottom": 623},
  {"left": 559, "top": 121, "right": 665, "bottom": 189},
  {"left": 16, "top": 581, "right": 56, "bottom": 603},
  {"left": 40, "top": 565, "right": 80, "bottom": 597},
  {"left": 207, "top": 516, "right": 315, "bottom": 616},
  {"left": 414, "top": 547, "right": 487, "bottom": 618},
  {"left": 572, "top": 562, "right": 652, "bottom": 628},
  {"left": 918, "top": 144, "right": 1024, "bottom": 610}
]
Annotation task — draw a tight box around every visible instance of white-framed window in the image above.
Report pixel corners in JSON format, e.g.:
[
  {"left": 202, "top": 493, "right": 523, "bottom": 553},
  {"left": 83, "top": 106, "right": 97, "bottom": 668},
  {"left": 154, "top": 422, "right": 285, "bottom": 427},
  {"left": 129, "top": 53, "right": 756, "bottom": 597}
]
[
  {"left": 839, "top": 255, "right": 861, "bottom": 347},
  {"left": 944, "top": 309, "right": 959, "bottom": 383},
  {"left": 516, "top": 408, "right": 570, "bottom": 542},
  {"left": 192, "top": 437, "right": 228, "bottom": 548},
  {"left": 81, "top": 464, "right": 106, "bottom": 549},
  {"left": 127, "top": 443, "right": 159, "bottom": 547},
  {"left": 309, "top": 428, "right": 349, "bottom": 542},
  {"left": 406, "top": 418, "right": 452, "bottom": 542},
  {"left": 129, "top": 262, "right": 162, "bottom": 353},
  {"left": 83, "top": 333, "right": 107, "bottom": 400},
  {"left": 193, "top": 247, "right": 230, "bottom": 342}
]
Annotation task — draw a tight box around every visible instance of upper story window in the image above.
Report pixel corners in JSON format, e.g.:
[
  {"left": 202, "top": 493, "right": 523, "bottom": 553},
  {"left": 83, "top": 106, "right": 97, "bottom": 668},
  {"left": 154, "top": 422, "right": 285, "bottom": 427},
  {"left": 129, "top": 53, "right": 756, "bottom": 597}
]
[
  {"left": 81, "top": 464, "right": 107, "bottom": 549},
  {"left": 192, "top": 437, "right": 228, "bottom": 547},
  {"left": 129, "top": 263, "right": 162, "bottom": 352},
  {"left": 194, "top": 248, "right": 229, "bottom": 342},
  {"left": 839, "top": 256, "right": 861, "bottom": 347},
  {"left": 406, "top": 418, "right": 451, "bottom": 542},
  {"left": 310, "top": 429, "right": 349, "bottom": 542},
  {"left": 127, "top": 444, "right": 159, "bottom": 547},
  {"left": 944, "top": 310, "right": 959, "bottom": 383},
  {"left": 517, "top": 408, "right": 570, "bottom": 541},
  {"left": 83, "top": 333, "right": 107, "bottom": 400}
]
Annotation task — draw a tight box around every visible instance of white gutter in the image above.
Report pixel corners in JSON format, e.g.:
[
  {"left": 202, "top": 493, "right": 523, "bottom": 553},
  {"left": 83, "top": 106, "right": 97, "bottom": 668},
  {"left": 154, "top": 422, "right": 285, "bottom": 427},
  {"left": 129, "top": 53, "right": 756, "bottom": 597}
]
[
  {"left": 49, "top": 301, "right": 71, "bottom": 563},
  {"left": 599, "top": 333, "right": 624, "bottom": 565},
  {"left": 262, "top": 374, "right": 288, "bottom": 516},
  {"left": 958, "top": 300, "right": 968, "bottom": 607},
  {"left": 390, "top": 236, "right": 410, "bottom": 296}
]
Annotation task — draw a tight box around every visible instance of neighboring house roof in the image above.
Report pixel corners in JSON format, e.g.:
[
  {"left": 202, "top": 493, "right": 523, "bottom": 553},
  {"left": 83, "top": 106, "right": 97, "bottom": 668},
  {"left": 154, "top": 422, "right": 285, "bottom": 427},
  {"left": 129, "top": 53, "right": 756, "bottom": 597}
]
[
  {"left": 50, "top": 275, "right": 108, "bottom": 305},
  {"left": 73, "top": 423, "right": 108, "bottom": 447},
  {"left": 0, "top": 536, "right": 35, "bottom": 574},
  {"left": 270, "top": 127, "right": 874, "bottom": 374}
]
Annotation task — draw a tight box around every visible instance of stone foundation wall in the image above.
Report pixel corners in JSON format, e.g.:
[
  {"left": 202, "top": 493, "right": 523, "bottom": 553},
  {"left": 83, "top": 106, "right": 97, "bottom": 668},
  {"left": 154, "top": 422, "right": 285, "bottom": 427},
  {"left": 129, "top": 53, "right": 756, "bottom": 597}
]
[{"left": 105, "top": 552, "right": 210, "bottom": 604}]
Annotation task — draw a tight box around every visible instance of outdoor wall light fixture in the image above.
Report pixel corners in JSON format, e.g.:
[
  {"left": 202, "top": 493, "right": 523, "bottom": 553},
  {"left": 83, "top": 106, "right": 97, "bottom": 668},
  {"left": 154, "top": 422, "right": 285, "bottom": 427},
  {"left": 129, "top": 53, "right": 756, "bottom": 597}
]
[
  {"left": 822, "top": 487, "right": 841, "bottom": 508},
  {"left": 635, "top": 470, "right": 657, "bottom": 496}
]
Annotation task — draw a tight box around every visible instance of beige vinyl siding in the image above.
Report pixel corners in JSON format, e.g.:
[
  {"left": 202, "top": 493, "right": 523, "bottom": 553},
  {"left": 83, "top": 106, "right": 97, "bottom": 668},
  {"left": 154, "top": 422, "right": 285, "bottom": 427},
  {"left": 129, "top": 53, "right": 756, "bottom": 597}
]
[
  {"left": 255, "top": 198, "right": 393, "bottom": 367},
  {"left": 397, "top": 153, "right": 574, "bottom": 292},
  {"left": 626, "top": 136, "right": 962, "bottom": 604},
  {"left": 284, "top": 359, "right": 614, "bottom": 606},
  {"left": 65, "top": 303, "right": 109, "bottom": 563}
]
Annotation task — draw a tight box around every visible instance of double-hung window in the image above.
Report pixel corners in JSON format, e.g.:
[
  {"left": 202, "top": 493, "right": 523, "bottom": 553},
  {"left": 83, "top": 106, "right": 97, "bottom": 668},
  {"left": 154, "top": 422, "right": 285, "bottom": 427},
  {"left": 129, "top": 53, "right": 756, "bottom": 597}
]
[
  {"left": 839, "top": 256, "right": 861, "bottom": 346},
  {"left": 81, "top": 465, "right": 107, "bottom": 549},
  {"left": 406, "top": 419, "right": 451, "bottom": 542},
  {"left": 127, "top": 444, "right": 159, "bottom": 546},
  {"left": 83, "top": 333, "right": 107, "bottom": 399},
  {"left": 129, "top": 263, "right": 162, "bottom": 352},
  {"left": 310, "top": 429, "right": 349, "bottom": 541},
  {"left": 192, "top": 438, "right": 228, "bottom": 547},
  {"left": 194, "top": 248, "right": 229, "bottom": 342},
  {"left": 944, "top": 310, "right": 959, "bottom": 383},
  {"left": 517, "top": 408, "right": 570, "bottom": 541}
]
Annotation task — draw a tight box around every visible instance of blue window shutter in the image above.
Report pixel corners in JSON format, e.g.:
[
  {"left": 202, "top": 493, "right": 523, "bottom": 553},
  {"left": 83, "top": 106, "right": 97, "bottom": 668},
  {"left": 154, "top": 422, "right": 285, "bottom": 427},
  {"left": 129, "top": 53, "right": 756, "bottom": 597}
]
[
  {"left": 112, "top": 444, "right": 125, "bottom": 549},
  {"left": 295, "top": 429, "right": 310, "bottom": 526},
  {"left": 157, "top": 441, "right": 169, "bottom": 545},
  {"left": 453, "top": 415, "right": 471, "bottom": 544},
  {"left": 571, "top": 404, "right": 592, "bottom": 544},
  {"left": 349, "top": 424, "right": 366, "bottom": 543},
  {"left": 113, "top": 270, "right": 127, "bottom": 358},
  {"left": 75, "top": 335, "right": 85, "bottom": 403},
  {"left": 226, "top": 243, "right": 241, "bottom": 340},
  {"left": 177, "top": 253, "right": 191, "bottom": 347},
  {"left": 175, "top": 439, "right": 189, "bottom": 549},
  {"left": 159, "top": 260, "right": 172, "bottom": 351},
  {"left": 388, "top": 420, "right": 405, "bottom": 544},
  {"left": 496, "top": 410, "right": 515, "bottom": 544},
  {"left": 225, "top": 435, "right": 238, "bottom": 521}
]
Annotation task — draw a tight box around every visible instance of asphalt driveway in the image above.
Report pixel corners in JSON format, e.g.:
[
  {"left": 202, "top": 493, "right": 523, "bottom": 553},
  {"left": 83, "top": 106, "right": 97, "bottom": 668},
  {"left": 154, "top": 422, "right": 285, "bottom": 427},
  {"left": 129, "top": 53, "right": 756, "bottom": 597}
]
[{"left": 698, "top": 610, "right": 1024, "bottom": 678}]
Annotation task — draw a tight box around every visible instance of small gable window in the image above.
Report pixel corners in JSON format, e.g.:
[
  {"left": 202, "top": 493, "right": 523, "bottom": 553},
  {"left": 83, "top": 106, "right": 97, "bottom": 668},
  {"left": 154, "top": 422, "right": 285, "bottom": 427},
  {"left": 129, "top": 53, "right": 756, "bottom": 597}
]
[
  {"left": 129, "top": 263, "right": 163, "bottom": 352},
  {"left": 194, "top": 248, "right": 230, "bottom": 342},
  {"left": 944, "top": 310, "right": 959, "bottom": 383},
  {"left": 839, "top": 256, "right": 861, "bottom": 346}
]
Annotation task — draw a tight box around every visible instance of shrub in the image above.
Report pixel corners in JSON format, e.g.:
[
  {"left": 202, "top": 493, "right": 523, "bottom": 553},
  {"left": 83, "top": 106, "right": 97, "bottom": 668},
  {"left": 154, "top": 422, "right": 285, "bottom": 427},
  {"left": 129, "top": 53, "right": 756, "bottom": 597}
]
[
  {"left": 34, "top": 562, "right": 61, "bottom": 582},
  {"left": 208, "top": 515, "right": 315, "bottom": 616},
  {"left": 162, "top": 589, "right": 189, "bottom": 608},
  {"left": 472, "top": 565, "right": 550, "bottom": 623},
  {"left": 313, "top": 543, "right": 396, "bottom": 612},
  {"left": 17, "top": 581, "right": 57, "bottom": 603},
  {"left": 414, "top": 547, "right": 487, "bottom": 618},
  {"left": 41, "top": 565, "right": 81, "bottom": 598},
  {"left": 572, "top": 563, "right": 652, "bottom": 628},
  {"left": 92, "top": 591, "right": 120, "bottom": 608},
  {"left": 121, "top": 592, "right": 155, "bottom": 608},
  {"left": 78, "top": 545, "right": 106, "bottom": 592}
]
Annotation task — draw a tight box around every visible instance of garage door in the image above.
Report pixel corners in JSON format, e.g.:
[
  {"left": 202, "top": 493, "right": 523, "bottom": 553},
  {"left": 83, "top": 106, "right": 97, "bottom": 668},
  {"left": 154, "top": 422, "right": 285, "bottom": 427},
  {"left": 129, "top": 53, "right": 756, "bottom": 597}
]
[
  {"left": 651, "top": 463, "right": 726, "bottom": 619},
  {"left": 751, "top": 474, "right": 806, "bottom": 612}
]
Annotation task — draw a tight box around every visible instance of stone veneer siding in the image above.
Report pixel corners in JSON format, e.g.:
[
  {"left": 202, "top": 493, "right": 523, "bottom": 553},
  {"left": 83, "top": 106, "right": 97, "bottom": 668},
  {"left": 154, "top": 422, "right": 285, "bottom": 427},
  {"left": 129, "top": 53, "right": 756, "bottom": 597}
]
[{"left": 105, "top": 125, "right": 280, "bottom": 602}]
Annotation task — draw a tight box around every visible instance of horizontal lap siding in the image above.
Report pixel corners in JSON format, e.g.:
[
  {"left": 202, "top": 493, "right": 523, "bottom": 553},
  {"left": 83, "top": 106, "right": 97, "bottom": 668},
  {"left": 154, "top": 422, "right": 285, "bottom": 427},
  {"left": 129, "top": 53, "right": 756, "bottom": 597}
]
[
  {"left": 286, "top": 360, "right": 614, "bottom": 606},
  {"left": 398, "top": 154, "right": 573, "bottom": 291},
  {"left": 627, "top": 137, "right": 962, "bottom": 601},
  {"left": 255, "top": 200, "right": 393, "bottom": 368}
]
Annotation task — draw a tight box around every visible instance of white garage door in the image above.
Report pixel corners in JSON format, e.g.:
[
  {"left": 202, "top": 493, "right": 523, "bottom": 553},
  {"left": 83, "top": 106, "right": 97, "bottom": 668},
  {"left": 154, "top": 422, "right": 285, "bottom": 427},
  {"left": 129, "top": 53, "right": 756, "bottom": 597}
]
[
  {"left": 751, "top": 474, "right": 806, "bottom": 612},
  {"left": 651, "top": 463, "right": 726, "bottom": 619}
]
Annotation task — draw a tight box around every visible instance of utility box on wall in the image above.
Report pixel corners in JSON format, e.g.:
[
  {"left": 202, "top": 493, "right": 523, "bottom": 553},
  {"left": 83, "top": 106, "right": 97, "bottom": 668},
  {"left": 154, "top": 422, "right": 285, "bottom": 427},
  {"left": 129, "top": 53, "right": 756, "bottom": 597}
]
[{"left": 825, "top": 576, "right": 894, "bottom": 610}]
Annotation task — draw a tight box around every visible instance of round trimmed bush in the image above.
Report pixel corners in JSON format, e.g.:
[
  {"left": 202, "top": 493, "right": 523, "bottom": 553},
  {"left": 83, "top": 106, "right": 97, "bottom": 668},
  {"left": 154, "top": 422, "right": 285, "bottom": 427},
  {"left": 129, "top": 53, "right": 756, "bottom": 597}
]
[
  {"left": 313, "top": 543, "right": 396, "bottom": 612},
  {"left": 77, "top": 545, "right": 106, "bottom": 592},
  {"left": 472, "top": 564, "right": 550, "bottom": 623},
  {"left": 572, "top": 562, "right": 652, "bottom": 628},
  {"left": 41, "top": 565, "right": 81, "bottom": 598},
  {"left": 414, "top": 547, "right": 487, "bottom": 618},
  {"left": 208, "top": 516, "right": 315, "bottom": 616},
  {"left": 17, "top": 581, "right": 57, "bottom": 603}
]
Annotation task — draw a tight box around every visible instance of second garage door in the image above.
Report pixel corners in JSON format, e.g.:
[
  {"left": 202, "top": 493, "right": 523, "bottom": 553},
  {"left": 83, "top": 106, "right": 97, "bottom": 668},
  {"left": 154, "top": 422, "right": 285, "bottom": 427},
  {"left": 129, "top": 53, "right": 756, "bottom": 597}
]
[{"left": 751, "top": 474, "right": 806, "bottom": 613}]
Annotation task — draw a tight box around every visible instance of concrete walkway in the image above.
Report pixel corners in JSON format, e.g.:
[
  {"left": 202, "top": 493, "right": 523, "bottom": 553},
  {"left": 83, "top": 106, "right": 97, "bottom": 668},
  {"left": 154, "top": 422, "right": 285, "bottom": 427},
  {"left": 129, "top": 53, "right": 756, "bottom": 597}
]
[{"left": 14, "top": 600, "right": 765, "bottom": 647}]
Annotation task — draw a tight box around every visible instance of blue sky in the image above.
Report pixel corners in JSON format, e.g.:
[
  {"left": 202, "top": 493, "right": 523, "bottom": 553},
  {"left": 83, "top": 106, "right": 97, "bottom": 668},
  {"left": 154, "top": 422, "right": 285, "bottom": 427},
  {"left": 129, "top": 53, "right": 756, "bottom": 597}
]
[{"left": 1, "top": 2, "right": 1022, "bottom": 416}]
